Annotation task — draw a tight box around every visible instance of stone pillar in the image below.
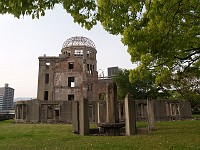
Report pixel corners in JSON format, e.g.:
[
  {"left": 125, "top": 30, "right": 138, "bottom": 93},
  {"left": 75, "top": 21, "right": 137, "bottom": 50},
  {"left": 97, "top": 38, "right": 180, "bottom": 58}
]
[
  {"left": 53, "top": 105, "right": 56, "bottom": 122},
  {"left": 22, "top": 105, "right": 24, "bottom": 119},
  {"left": 18, "top": 105, "right": 21, "bottom": 119},
  {"left": 97, "top": 102, "right": 103, "bottom": 133},
  {"left": 169, "top": 103, "right": 172, "bottom": 116},
  {"left": 45, "top": 105, "right": 48, "bottom": 120},
  {"left": 97, "top": 101, "right": 106, "bottom": 123},
  {"left": 147, "top": 98, "right": 155, "bottom": 132},
  {"left": 31, "top": 100, "right": 40, "bottom": 123},
  {"left": 125, "top": 94, "right": 136, "bottom": 136},
  {"left": 19, "top": 105, "right": 22, "bottom": 119},
  {"left": 97, "top": 102, "right": 100, "bottom": 124},
  {"left": 106, "top": 83, "right": 119, "bottom": 123},
  {"left": 79, "top": 98, "right": 89, "bottom": 135},
  {"left": 141, "top": 104, "right": 144, "bottom": 117},
  {"left": 118, "top": 103, "right": 122, "bottom": 121},
  {"left": 25, "top": 105, "right": 27, "bottom": 120},
  {"left": 72, "top": 101, "right": 79, "bottom": 134},
  {"left": 16, "top": 105, "right": 19, "bottom": 119},
  {"left": 15, "top": 105, "right": 18, "bottom": 119}
]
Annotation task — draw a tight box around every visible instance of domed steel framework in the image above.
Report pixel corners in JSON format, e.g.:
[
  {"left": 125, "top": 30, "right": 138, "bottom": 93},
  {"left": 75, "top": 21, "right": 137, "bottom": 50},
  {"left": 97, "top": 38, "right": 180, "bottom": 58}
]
[{"left": 62, "top": 36, "right": 96, "bottom": 49}]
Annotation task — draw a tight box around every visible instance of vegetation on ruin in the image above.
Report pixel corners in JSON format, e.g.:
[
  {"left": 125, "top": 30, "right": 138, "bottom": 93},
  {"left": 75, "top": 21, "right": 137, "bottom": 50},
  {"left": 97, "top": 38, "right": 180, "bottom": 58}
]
[
  {"left": 113, "top": 69, "right": 171, "bottom": 100},
  {"left": 1, "top": 0, "right": 200, "bottom": 101},
  {"left": 113, "top": 68, "right": 200, "bottom": 109},
  {"left": 0, "top": 119, "right": 200, "bottom": 150}
]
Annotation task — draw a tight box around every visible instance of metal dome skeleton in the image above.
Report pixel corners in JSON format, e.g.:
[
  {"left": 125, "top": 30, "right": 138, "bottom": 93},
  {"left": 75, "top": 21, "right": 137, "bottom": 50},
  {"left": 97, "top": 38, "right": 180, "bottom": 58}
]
[{"left": 62, "top": 36, "right": 96, "bottom": 49}]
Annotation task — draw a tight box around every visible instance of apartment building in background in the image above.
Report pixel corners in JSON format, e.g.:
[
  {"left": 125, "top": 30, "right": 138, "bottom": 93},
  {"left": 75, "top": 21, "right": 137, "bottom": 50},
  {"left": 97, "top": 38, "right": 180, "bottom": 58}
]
[{"left": 0, "top": 84, "right": 14, "bottom": 110}]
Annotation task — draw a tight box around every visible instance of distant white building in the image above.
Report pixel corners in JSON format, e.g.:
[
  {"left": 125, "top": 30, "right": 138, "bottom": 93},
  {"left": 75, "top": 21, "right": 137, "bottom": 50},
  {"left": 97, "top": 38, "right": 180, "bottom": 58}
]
[{"left": 0, "top": 84, "right": 14, "bottom": 110}]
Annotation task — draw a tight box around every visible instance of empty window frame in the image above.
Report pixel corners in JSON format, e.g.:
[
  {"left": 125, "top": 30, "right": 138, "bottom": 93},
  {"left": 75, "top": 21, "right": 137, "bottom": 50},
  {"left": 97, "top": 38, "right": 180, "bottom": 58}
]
[
  {"left": 138, "top": 103, "right": 147, "bottom": 117},
  {"left": 88, "top": 105, "right": 93, "bottom": 119},
  {"left": 55, "top": 110, "right": 59, "bottom": 117},
  {"left": 87, "top": 83, "right": 93, "bottom": 91},
  {"left": 46, "top": 62, "right": 50, "bottom": 66},
  {"left": 68, "top": 94, "right": 74, "bottom": 101},
  {"left": 99, "top": 93, "right": 105, "bottom": 101},
  {"left": 87, "top": 64, "right": 93, "bottom": 74},
  {"left": 68, "top": 77, "right": 75, "bottom": 87},
  {"left": 87, "top": 51, "right": 90, "bottom": 58},
  {"left": 66, "top": 50, "right": 71, "bottom": 57},
  {"left": 87, "top": 64, "right": 90, "bottom": 73},
  {"left": 91, "top": 52, "right": 94, "bottom": 58},
  {"left": 46, "top": 62, "right": 50, "bottom": 69},
  {"left": 44, "top": 91, "right": 48, "bottom": 101},
  {"left": 90, "top": 64, "right": 93, "bottom": 73},
  {"left": 45, "top": 73, "right": 49, "bottom": 84},
  {"left": 47, "top": 105, "right": 53, "bottom": 119},
  {"left": 74, "top": 50, "right": 83, "bottom": 56},
  {"left": 169, "top": 103, "right": 180, "bottom": 116},
  {"left": 68, "top": 62, "right": 74, "bottom": 69},
  {"left": 93, "top": 65, "right": 95, "bottom": 71},
  {"left": 87, "top": 50, "right": 93, "bottom": 58}
]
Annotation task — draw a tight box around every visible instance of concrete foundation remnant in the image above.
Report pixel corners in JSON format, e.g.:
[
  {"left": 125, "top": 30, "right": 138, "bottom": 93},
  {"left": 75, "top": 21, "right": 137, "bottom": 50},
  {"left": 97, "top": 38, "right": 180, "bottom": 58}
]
[
  {"left": 125, "top": 94, "right": 136, "bottom": 136},
  {"left": 147, "top": 98, "right": 155, "bottom": 132},
  {"left": 98, "top": 83, "right": 124, "bottom": 136}
]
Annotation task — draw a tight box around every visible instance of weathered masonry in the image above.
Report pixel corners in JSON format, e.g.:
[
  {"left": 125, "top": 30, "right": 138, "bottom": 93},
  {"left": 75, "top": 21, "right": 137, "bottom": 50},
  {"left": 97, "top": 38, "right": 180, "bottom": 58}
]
[
  {"left": 37, "top": 36, "right": 99, "bottom": 102},
  {"left": 15, "top": 36, "right": 104, "bottom": 123},
  {"left": 15, "top": 99, "right": 191, "bottom": 123},
  {"left": 15, "top": 36, "right": 192, "bottom": 123}
]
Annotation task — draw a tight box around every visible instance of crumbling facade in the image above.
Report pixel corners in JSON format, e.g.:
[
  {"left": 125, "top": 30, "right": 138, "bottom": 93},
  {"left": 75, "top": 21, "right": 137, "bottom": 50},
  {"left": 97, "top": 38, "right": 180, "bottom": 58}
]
[
  {"left": 16, "top": 36, "right": 103, "bottom": 123},
  {"left": 37, "top": 36, "right": 99, "bottom": 102},
  {"left": 15, "top": 98, "right": 191, "bottom": 123},
  {"left": 15, "top": 36, "right": 192, "bottom": 123}
]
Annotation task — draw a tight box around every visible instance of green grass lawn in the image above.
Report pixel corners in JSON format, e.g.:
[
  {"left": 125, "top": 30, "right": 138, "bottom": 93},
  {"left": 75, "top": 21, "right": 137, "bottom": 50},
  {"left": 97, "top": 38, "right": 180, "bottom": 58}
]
[{"left": 0, "top": 120, "right": 200, "bottom": 150}]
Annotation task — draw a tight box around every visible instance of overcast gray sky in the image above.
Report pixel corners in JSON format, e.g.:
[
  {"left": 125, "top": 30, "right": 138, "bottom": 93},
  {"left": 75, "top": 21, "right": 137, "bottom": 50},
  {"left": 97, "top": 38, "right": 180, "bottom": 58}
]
[{"left": 0, "top": 5, "right": 136, "bottom": 98}]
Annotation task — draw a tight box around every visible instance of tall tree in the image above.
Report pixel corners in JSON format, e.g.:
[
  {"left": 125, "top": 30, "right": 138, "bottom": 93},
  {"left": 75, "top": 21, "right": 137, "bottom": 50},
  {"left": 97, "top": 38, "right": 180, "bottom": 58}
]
[
  {"left": 113, "top": 69, "right": 170, "bottom": 100},
  {"left": 169, "top": 67, "right": 200, "bottom": 106}
]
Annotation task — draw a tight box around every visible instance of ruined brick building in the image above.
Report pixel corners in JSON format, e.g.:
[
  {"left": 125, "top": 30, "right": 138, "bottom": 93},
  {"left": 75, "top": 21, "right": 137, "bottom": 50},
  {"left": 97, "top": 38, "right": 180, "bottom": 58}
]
[
  {"left": 15, "top": 36, "right": 108, "bottom": 123},
  {"left": 37, "top": 36, "right": 99, "bottom": 102},
  {"left": 15, "top": 36, "right": 191, "bottom": 123}
]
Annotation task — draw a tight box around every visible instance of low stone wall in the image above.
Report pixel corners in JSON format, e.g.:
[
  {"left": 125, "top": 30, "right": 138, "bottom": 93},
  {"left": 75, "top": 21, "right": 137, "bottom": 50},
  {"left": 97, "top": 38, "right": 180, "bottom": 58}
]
[
  {"left": 15, "top": 99, "right": 192, "bottom": 123},
  {"left": 116, "top": 100, "right": 192, "bottom": 122},
  {"left": 15, "top": 99, "right": 98, "bottom": 124}
]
